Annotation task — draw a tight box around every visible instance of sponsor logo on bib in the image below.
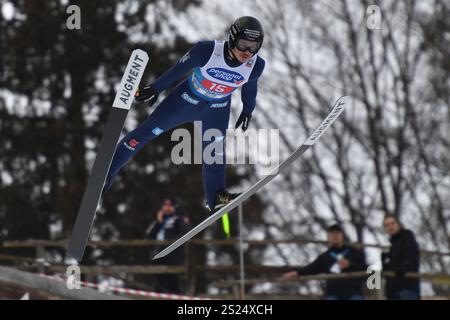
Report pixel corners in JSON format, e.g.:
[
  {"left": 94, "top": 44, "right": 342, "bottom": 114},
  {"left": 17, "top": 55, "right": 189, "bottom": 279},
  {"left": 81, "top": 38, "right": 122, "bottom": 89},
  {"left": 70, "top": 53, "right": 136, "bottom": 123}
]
[{"left": 206, "top": 68, "right": 244, "bottom": 85}]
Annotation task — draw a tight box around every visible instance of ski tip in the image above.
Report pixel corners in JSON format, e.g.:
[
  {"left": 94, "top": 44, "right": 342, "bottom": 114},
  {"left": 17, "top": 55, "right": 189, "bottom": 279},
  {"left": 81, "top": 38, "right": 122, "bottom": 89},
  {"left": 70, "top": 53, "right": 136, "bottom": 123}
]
[
  {"left": 132, "top": 48, "right": 149, "bottom": 59},
  {"left": 330, "top": 95, "right": 349, "bottom": 110},
  {"left": 336, "top": 95, "right": 348, "bottom": 103}
]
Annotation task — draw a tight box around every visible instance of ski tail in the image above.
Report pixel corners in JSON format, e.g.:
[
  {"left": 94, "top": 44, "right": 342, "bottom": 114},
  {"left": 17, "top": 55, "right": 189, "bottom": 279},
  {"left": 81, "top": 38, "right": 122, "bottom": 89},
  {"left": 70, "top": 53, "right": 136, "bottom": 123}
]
[{"left": 153, "top": 96, "right": 347, "bottom": 260}]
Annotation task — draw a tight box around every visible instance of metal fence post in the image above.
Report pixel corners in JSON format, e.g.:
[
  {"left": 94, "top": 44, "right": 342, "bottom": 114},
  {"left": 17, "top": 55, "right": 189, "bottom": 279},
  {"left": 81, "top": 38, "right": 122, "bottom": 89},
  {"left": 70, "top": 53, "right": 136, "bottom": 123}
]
[
  {"left": 238, "top": 204, "right": 245, "bottom": 300},
  {"left": 36, "top": 243, "right": 46, "bottom": 274}
]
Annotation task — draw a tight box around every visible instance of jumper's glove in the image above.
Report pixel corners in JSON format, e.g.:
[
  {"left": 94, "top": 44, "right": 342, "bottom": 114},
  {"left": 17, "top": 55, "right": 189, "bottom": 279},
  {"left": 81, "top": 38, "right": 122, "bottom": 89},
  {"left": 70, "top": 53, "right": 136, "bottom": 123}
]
[
  {"left": 134, "top": 84, "right": 158, "bottom": 107},
  {"left": 235, "top": 111, "right": 252, "bottom": 132}
]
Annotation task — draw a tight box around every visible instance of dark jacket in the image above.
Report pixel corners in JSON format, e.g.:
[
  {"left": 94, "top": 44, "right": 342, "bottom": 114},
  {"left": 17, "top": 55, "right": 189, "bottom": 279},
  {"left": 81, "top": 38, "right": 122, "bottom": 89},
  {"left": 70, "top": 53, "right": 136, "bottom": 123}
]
[
  {"left": 382, "top": 229, "right": 420, "bottom": 298},
  {"left": 146, "top": 213, "right": 190, "bottom": 265},
  {"left": 296, "top": 245, "right": 367, "bottom": 297}
]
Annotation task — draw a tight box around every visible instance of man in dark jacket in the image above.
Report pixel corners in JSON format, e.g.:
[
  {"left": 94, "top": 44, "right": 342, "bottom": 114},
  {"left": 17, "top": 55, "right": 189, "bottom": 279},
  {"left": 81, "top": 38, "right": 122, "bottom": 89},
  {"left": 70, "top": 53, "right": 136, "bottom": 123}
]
[
  {"left": 146, "top": 197, "right": 190, "bottom": 293},
  {"left": 382, "top": 215, "right": 420, "bottom": 300},
  {"left": 283, "top": 224, "right": 367, "bottom": 300}
]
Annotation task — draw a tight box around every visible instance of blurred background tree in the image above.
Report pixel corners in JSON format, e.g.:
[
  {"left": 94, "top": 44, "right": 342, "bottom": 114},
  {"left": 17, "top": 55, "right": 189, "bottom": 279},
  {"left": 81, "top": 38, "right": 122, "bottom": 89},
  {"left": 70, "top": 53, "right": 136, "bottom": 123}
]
[{"left": 1, "top": 0, "right": 449, "bottom": 296}]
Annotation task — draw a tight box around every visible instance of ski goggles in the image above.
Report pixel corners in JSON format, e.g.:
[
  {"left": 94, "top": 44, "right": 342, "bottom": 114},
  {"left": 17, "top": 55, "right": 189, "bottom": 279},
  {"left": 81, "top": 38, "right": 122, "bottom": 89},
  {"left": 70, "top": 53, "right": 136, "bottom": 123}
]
[{"left": 235, "top": 39, "right": 261, "bottom": 53}]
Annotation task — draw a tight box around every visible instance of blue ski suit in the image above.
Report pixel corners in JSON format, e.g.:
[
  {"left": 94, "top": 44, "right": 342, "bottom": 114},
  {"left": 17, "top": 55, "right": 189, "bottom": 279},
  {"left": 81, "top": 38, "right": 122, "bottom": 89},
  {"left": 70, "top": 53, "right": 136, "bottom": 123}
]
[{"left": 106, "top": 40, "right": 265, "bottom": 209}]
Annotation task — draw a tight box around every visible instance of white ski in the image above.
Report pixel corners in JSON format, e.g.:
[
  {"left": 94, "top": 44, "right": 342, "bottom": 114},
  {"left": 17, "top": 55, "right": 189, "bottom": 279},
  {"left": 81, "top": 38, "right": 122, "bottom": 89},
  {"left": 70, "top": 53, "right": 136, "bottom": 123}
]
[{"left": 153, "top": 96, "right": 347, "bottom": 260}]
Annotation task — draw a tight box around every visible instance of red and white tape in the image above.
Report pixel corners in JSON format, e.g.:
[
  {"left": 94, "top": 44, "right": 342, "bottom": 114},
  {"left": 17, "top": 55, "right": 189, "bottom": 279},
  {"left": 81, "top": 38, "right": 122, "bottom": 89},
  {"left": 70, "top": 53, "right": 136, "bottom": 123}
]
[{"left": 39, "top": 273, "right": 214, "bottom": 300}]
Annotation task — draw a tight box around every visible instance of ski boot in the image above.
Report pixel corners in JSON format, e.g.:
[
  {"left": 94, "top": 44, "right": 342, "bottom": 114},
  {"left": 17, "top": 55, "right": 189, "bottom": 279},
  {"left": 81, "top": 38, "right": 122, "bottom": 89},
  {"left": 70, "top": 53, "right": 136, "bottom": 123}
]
[{"left": 206, "top": 189, "right": 241, "bottom": 212}]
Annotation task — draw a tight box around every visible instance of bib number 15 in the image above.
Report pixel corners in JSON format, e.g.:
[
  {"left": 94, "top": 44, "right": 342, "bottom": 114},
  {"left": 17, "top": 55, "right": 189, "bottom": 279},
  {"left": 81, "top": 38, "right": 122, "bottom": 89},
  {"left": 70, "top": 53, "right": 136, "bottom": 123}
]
[
  {"left": 209, "top": 83, "right": 227, "bottom": 92},
  {"left": 201, "top": 79, "right": 234, "bottom": 93}
]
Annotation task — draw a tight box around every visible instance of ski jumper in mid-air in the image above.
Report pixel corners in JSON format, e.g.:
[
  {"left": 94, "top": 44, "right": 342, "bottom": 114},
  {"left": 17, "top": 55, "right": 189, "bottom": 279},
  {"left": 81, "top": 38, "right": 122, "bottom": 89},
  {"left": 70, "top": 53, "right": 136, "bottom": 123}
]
[{"left": 103, "top": 16, "right": 266, "bottom": 211}]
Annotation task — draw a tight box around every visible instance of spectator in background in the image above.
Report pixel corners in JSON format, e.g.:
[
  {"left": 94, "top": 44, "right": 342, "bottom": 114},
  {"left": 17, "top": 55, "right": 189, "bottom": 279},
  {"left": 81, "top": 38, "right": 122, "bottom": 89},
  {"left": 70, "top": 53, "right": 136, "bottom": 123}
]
[
  {"left": 382, "top": 215, "right": 420, "bottom": 300},
  {"left": 146, "top": 197, "right": 190, "bottom": 294},
  {"left": 282, "top": 224, "right": 367, "bottom": 300}
]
